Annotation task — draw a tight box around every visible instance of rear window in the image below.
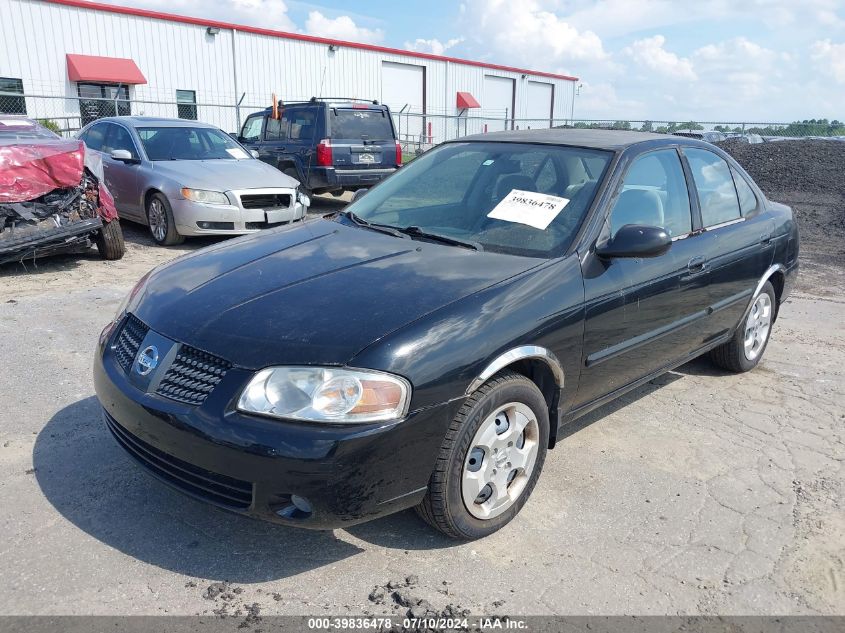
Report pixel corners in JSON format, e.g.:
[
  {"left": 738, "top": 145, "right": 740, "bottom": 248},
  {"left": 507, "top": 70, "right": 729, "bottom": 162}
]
[{"left": 330, "top": 109, "right": 394, "bottom": 140}]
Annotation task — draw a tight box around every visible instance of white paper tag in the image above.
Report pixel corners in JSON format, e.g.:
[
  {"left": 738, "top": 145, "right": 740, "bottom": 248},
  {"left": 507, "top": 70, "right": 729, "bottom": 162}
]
[
  {"left": 0, "top": 119, "right": 30, "bottom": 127},
  {"left": 226, "top": 147, "right": 250, "bottom": 159},
  {"left": 487, "top": 189, "right": 570, "bottom": 230}
]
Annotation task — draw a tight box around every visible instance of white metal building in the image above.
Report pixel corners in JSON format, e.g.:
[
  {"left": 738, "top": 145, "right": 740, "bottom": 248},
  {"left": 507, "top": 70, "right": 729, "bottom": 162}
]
[{"left": 0, "top": 0, "right": 579, "bottom": 143}]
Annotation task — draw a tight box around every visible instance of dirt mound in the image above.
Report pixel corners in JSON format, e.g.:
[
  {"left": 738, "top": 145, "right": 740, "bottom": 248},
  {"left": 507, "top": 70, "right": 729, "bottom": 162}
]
[
  {"left": 718, "top": 139, "right": 845, "bottom": 199},
  {"left": 717, "top": 139, "right": 845, "bottom": 279}
]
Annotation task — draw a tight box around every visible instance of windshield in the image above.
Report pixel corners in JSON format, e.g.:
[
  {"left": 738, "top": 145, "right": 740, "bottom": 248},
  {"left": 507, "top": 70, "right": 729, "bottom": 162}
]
[
  {"left": 137, "top": 126, "right": 251, "bottom": 161},
  {"left": 343, "top": 142, "right": 612, "bottom": 257},
  {"left": 330, "top": 109, "right": 394, "bottom": 140}
]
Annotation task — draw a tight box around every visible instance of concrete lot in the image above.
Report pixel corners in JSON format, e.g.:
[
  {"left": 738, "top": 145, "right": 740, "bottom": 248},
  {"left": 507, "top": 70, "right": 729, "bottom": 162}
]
[{"left": 0, "top": 197, "right": 842, "bottom": 618}]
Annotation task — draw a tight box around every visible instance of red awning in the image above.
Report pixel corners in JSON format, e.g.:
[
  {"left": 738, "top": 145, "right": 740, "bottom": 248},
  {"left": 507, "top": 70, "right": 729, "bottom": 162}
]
[
  {"left": 456, "top": 91, "right": 481, "bottom": 109},
  {"left": 66, "top": 54, "right": 147, "bottom": 84}
]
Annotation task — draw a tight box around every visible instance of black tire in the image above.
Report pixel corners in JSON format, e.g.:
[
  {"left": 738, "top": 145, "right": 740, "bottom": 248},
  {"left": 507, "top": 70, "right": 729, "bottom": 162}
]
[
  {"left": 282, "top": 168, "right": 312, "bottom": 198},
  {"left": 95, "top": 219, "right": 125, "bottom": 260},
  {"left": 709, "top": 281, "right": 776, "bottom": 372},
  {"left": 146, "top": 193, "right": 184, "bottom": 246},
  {"left": 416, "top": 370, "right": 549, "bottom": 540}
]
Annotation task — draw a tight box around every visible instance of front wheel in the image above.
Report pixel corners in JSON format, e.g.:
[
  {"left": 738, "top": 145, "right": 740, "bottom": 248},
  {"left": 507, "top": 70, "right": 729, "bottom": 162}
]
[
  {"left": 416, "top": 371, "right": 549, "bottom": 540},
  {"left": 710, "top": 281, "right": 776, "bottom": 372},
  {"left": 146, "top": 193, "right": 184, "bottom": 246},
  {"left": 95, "top": 219, "right": 125, "bottom": 260}
]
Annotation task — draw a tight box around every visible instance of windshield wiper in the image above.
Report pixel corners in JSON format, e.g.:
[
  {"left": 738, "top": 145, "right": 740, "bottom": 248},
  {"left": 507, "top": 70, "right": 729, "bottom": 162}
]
[
  {"left": 340, "top": 211, "right": 408, "bottom": 239},
  {"left": 398, "top": 226, "right": 483, "bottom": 251}
]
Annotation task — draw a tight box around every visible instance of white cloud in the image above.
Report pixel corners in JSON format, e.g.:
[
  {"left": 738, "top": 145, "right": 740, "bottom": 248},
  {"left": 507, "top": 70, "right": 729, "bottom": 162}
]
[
  {"left": 463, "top": 0, "right": 606, "bottom": 69},
  {"left": 304, "top": 11, "right": 384, "bottom": 44},
  {"left": 811, "top": 39, "right": 845, "bottom": 83},
  {"left": 404, "top": 37, "right": 464, "bottom": 56},
  {"left": 624, "top": 35, "right": 697, "bottom": 81}
]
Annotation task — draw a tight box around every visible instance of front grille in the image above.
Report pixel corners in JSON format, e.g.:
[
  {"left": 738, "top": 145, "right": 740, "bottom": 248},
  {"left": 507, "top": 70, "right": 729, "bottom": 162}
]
[
  {"left": 156, "top": 345, "right": 231, "bottom": 405},
  {"left": 104, "top": 411, "right": 253, "bottom": 510},
  {"left": 113, "top": 314, "right": 149, "bottom": 373},
  {"left": 245, "top": 219, "right": 294, "bottom": 230},
  {"left": 240, "top": 193, "right": 291, "bottom": 210}
]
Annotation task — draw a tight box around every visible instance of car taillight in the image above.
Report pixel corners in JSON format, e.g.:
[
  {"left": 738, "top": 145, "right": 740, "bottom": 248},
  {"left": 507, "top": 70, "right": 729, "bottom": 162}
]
[
  {"left": 395, "top": 141, "right": 402, "bottom": 166},
  {"left": 316, "top": 139, "right": 332, "bottom": 166}
]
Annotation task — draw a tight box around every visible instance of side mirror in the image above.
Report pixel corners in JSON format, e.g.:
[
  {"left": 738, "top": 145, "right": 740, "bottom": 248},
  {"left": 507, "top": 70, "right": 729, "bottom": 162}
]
[
  {"left": 229, "top": 132, "right": 241, "bottom": 141},
  {"left": 110, "top": 149, "right": 138, "bottom": 163},
  {"left": 350, "top": 188, "right": 369, "bottom": 203},
  {"left": 249, "top": 149, "right": 260, "bottom": 159},
  {"left": 596, "top": 224, "right": 671, "bottom": 258}
]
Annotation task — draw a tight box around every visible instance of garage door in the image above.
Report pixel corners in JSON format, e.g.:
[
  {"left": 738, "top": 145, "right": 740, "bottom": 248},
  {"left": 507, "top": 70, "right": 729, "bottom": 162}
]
[
  {"left": 382, "top": 61, "right": 424, "bottom": 140},
  {"left": 483, "top": 75, "right": 515, "bottom": 132},
  {"left": 526, "top": 81, "right": 553, "bottom": 127}
]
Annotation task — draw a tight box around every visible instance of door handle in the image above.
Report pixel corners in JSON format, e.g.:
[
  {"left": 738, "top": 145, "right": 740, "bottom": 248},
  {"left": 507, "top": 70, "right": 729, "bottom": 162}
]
[
  {"left": 760, "top": 232, "right": 772, "bottom": 245},
  {"left": 687, "top": 256, "right": 707, "bottom": 272}
]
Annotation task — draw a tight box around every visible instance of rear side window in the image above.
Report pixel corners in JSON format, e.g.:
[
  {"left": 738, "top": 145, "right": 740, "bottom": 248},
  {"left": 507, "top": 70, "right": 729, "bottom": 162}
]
[
  {"left": 610, "top": 149, "right": 692, "bottom": 238},
  {"left": 240, "top": 114, "right": 263, "bottom": 142},
  {"left": 286, "top": 108, "right": 318, "bottom": 140},
  {"left": 330, "top": 109, "right": 394, "bottom": 140},
  {"left": 732, "top": 168, "right": 758, "bottom": 215},
  {"left": 685, "top": 148, "right": 741, "bottom": 226}
]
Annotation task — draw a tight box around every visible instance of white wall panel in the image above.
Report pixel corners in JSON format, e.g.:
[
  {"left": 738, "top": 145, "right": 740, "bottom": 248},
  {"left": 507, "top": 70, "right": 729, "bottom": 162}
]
[{"left": 1, "top": 0, "right": 576, "bottom": 137}]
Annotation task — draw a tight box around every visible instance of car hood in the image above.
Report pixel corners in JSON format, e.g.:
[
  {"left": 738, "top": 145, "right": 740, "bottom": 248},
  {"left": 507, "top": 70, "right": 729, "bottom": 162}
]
[
  {"left": 132, "top": 219, "right": 541, "bottom": 369},
  {"left": 150, "top": 158, "right": 298, "bottom": 191}
]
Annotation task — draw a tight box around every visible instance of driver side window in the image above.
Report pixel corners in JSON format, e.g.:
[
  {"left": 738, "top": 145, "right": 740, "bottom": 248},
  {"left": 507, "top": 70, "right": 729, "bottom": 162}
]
[{"left": 609, "top": 149, "right": 692, "bottom": 238}]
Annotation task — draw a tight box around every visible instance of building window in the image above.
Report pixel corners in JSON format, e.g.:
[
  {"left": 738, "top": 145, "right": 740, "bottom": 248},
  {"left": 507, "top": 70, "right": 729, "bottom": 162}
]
[
  {"left": 77, "top": 83, "right": 130, "bottom": 126},
  {"left": 0, "top": 77, "right": 26, "bottom": 115},
  {"left": 176, "top": 90, "right": 197, "bottom": 120}
]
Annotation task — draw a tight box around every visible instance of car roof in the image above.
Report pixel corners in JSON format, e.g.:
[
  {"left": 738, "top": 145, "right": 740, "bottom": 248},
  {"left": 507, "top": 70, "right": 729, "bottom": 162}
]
[
  {"left": 91, "top": 116, "right": 219, "bottom": 129},
  {"left": 453, "top": 128, "right": 678, "bottom": 150}
]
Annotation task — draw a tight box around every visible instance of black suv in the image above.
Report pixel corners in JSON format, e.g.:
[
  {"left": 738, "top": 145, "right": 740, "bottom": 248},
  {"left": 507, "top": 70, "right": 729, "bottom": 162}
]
[{"left": 238, "top": 98, "right": 401, "bottom": 195}]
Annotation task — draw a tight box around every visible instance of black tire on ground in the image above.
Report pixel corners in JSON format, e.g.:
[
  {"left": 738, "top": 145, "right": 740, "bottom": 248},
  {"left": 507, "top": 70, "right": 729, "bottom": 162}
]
[
  {"left": 709, "top": 280, "right": 776, "bottom": 373},
  {"left": 416, "top": 370, "right": 549, "bottom": 540},
  {"left": 95, "top": 219, "right": 126, "bottom": 260},
  {"left": 146, "top": 193, "right": 184, "bottom": 246},
  {"left": 282, "top": 168, "right": 312, "bottom": 198}
]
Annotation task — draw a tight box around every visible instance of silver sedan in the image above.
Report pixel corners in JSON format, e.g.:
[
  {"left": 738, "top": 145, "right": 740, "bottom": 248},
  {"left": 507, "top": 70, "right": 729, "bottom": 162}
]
[{"left": 77, "top": 117, "right": 309, "bottom": 245}]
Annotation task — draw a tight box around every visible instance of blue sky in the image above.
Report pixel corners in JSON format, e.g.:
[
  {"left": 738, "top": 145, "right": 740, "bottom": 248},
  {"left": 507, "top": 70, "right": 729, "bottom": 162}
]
[{"left": 100, "top": 0, "right": 845, "bottom": 122}]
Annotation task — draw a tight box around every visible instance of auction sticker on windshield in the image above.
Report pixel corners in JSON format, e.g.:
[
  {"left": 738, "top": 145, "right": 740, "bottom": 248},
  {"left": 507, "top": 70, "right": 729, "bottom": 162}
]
[{"left": 487, "top": 189, "right": 570, "bottom": 230}]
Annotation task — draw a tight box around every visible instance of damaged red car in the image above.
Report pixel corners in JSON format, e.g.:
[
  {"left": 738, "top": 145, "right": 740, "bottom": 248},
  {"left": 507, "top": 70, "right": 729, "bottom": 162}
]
[{"left": 0, "top": 117, "right": 125, "bottom": 265}]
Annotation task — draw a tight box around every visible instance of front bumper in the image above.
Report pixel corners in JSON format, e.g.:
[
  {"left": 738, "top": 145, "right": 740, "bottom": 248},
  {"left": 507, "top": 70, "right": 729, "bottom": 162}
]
[
  {"left": 171, "top": 192, "right": 307, "bottom": 236},
  {"left": 93, "top": 321, "right": 458, "bottom": 529}
]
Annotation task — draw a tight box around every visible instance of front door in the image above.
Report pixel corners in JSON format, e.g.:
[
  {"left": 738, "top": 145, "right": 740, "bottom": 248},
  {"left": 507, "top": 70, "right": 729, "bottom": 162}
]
[
  {"left": 576, "top": 148, "right": 700, "bottom": 408},
  {"left": 100, "top": 122, "right": 140, "bottom": 217}
]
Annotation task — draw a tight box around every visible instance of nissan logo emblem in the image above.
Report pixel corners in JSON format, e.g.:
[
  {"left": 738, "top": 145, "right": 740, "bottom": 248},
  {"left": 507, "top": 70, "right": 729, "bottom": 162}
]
[{"left": 135, "top": 345, "right": 160, "bottom": 376}]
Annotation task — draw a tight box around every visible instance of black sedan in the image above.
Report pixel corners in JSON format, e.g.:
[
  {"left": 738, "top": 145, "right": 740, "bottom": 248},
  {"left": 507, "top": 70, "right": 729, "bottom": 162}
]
[{"left": 94, "top": 129, "right": 798, "bottom": 539}]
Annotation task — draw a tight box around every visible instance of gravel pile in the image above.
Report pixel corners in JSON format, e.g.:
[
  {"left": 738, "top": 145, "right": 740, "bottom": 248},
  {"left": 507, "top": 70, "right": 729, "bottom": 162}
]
[{"left": 717, "top": 139, "right": 845, "bottom": 264}]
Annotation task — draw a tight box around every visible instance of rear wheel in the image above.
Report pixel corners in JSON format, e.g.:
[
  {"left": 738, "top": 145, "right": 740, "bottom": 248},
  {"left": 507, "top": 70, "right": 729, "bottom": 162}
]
[
  {"left": 416, "top": 371, "right": 549, "bottom": 540},
  {"left": 282, "top": 168, "right": 312, "bottom": 198},
  {"left": 710, "top": 281, "right": 776, "bottom": 372},
  {"left": 146, "top": 193, "right": 184, "bottom": 246},
  {"left": 95, "top": 219, "right": 125, "bottom": 260}
]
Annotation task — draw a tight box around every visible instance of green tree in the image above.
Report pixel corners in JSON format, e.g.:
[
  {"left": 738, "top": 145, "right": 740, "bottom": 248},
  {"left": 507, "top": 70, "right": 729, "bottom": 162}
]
[{"left": 640, "top": 120, "right": 654, "bottom": 132}]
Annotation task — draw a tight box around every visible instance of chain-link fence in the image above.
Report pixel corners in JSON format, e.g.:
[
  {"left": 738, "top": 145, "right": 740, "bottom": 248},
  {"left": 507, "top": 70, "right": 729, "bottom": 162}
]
[{"left": 3, "top": 91, "right": 843, "bottom": 148}]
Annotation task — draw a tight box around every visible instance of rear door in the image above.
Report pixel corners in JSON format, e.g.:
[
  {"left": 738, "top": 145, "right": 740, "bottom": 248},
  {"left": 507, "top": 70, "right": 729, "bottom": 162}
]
[
  {"left": 682, "top": 147, "right": 775, "bottom": 342},
  {"left": 328, "top": 107, "right": 397, "bottom": 169}
]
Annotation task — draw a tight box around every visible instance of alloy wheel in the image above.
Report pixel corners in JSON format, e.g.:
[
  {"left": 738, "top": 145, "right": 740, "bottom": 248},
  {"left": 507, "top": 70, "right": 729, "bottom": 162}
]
[
  {"left": 743, "top": 292, "right": 772, "bottom": 361},
  {"left": 148, "top": 199, "right": 167, "bottom": 243},
  {"left": 461, "top": 402, "right": 540, "bottom": 520}
]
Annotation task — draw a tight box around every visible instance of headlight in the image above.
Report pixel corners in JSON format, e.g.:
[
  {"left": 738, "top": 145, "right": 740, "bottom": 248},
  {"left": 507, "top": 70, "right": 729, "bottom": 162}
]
[
  {"left": 237, "top": 367, "right": 411, "bottom": 423},
  {"left": 297, "top": 190, "right": 311, "bottom": 207},
  {"left": 181, "top": 188, "right": 229, "bottom": 205}
]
